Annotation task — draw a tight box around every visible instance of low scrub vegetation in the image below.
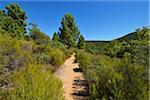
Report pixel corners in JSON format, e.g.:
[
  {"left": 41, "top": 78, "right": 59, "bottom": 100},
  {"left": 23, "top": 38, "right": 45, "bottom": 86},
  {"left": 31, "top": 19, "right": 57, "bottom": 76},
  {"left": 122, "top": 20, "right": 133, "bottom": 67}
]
[
  {"left": 76, "top": 27, "right": 149, "bottom": 100},
  {"left": 0, "top": 34, "right": 65, "bottom": 99},
  {"left": 1, "top": 65, "right": 64, "bottom": 100},
  {"left": 0, "top": 3, "right": 149, "bottom": 100},
  {"left": 76, "top": 50, "right": 91, "bottom": 67}
]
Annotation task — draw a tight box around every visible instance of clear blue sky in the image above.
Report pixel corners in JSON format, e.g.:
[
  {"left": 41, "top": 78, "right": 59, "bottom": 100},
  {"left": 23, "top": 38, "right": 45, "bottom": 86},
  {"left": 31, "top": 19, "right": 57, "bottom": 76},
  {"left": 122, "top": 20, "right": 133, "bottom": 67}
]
[{"left": 0, "top": 1, "right": 149, "bottom": 40}]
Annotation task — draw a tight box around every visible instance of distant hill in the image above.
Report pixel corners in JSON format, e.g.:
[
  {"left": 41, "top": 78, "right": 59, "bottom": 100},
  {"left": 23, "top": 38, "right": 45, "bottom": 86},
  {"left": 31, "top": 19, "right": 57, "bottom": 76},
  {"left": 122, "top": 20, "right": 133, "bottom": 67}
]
[
  {"left": 86, "top": 40, "right": 110, "bottom": 44},
  {"left": 117, "top": 27, "right": 149, "bottom": 42},
  {"left": 116, "top": 32, "right": 136, "bottom": 41},
  {"left": 85, "top": 27, "right": 149, "bottom": 54},
  {"left": 85, "top": 32, "right": 136, "bottom": 54},
  {"left": 86, "top": 40, "right": 110, "bottom": 42},
  {"left": 86, "top": 32, "right": 136, "bottom": 43},
  {"left": 86, "top": 27, "right": 149, "bottom": 43}
]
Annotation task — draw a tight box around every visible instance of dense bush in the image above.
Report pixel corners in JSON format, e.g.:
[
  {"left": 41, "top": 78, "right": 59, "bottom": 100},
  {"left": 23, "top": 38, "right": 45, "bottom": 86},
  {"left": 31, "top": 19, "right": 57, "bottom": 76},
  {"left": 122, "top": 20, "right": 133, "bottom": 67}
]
[
  {"left": 105, "top": 40, "right": 122, "bottom": 57},
  {"left": 85, "top": 41, "right": 109, "bottom": 54},
  {"left": 0, "top": 34, "right": 65, "bottom": 99},
  {"left": 76, "top": 53, "right": 149, "bottom": 100},
  {"left": 76, "top": 50, "right": 91, "bottom": 67},
  {"left": 49, "top": 49, "right": 65, "bottom": 66},
  {"left": 1, "top": 64, "right": 64, "bottom": 100},
  {"left": 0, "top": 35, "right": 33, "bottom": 71}
]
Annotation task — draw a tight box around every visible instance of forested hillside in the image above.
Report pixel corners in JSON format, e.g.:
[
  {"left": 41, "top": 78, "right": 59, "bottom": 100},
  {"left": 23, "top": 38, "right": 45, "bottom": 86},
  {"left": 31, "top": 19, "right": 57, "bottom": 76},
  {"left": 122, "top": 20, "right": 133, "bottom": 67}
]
[{"left": 0, "top": 3, "right": 149, "bottom": 100}]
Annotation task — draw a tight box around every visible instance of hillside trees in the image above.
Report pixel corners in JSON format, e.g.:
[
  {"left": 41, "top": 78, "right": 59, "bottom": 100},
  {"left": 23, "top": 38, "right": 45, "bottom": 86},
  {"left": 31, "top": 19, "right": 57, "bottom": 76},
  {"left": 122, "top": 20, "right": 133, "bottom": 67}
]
[
  {"left": 59, "top": 13, "right": 80, "bottom": 48},
  {"left": 0, "top": 3, "right": 27, "bottom": 37},
  {"left": 6, "top": 3, "right": 27, "bottom": 33},
  {"left": 28, "top": 23, "right": 50, "bottom": 45},
  {"left": 105, "top": 40, "right": 122, "bottom": 57},
  {"left": 104, "top": 27, "right": 150, "bottom": 58},
  {"left": 135, "top": 27, "right": 149, "bottom": 45}
]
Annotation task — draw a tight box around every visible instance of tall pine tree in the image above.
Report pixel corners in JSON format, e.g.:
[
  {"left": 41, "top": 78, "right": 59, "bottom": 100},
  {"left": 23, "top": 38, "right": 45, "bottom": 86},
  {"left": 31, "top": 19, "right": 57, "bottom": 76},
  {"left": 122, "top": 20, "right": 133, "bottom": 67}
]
[
  {"left": 59, "top": 13, "right": 80, "bottom": 48},
  {"left": 6, "top": 3, "right": 27, "bottom": 34},
  {"left": 0, "top": 3, "right": 27, "bottom": 37}
]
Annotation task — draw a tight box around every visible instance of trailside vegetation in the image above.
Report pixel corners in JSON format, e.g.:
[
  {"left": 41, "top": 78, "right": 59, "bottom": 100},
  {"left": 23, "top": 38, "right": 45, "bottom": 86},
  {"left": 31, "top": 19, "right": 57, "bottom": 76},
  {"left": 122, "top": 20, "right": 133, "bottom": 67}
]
[
  {"left": 76, "top": 27, "right": 149, "bottom": 99},
  {"left": 0, "top": 3, "right": 66, "bottom": 99},
  {"left": 0, "top": 3, "right": 149, "bottom": 100},
  {"left": 0, "top": 3, "right": 85, "bottom": 99}
]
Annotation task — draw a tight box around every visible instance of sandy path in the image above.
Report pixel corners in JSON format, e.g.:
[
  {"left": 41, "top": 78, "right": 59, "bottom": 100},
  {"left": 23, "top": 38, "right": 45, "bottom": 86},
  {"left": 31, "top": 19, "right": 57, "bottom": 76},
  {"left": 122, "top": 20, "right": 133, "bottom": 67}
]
[{"left": 55, "top": 53, "right": 86, "bottom": 100}]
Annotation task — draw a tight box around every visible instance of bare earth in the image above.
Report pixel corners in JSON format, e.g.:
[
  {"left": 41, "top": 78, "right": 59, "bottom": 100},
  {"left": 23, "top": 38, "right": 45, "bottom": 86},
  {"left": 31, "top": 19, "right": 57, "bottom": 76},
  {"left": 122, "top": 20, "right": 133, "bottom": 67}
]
[{"left": 55, "top": 53, "right": 87, "bottom": 100}]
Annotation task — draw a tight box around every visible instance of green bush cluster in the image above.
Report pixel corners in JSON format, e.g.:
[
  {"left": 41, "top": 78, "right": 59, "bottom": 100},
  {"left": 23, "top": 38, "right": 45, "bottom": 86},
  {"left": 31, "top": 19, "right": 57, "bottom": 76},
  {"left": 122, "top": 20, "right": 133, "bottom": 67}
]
[
  {"left": 85, "top": 41, "right": 109, "bottom": 54},
  {"left": 76, "top": 53, "right": 149, "bottom": 100},
  {"left": 0, "top": 35, "right": 33, "bottom": 71},
  {"left": 33, "top": 46, "right": 65, "bottom": 67},
  {"left": 76, "top": 50, "right": 91, "bottom": 67},
  {"left": 0, "top": 34, "right": 65, "bottom": 99},
  {"left": 1, "top": 65, "right": 64, "bottom": 100},
  {"left": 49, "top": 49, "right": 65, "bottom": 66}
]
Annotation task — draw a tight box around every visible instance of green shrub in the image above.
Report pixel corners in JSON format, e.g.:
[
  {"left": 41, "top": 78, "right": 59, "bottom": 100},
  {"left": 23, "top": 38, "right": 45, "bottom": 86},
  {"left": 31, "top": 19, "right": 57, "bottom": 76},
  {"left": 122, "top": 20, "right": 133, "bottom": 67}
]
[
  {"left": 50, "top": 49, "right": 65, "bottom": 66},
  {"left": 82, "top": 54, "right": 149, "bottom": 100},
  {"left": 0, "top": 35, "right": 33, "bottom": 71},
  {"left": 1, "top": 64, "right": 64, "bottom": 100},
  {"left": 76, "top": 50, "right": 91, "bottom": 67},
  {"left": 32, "top": 43, "right": 66, "bottom": 67},
  {"left": 0, "top": 35, "right": 65, "bottom": 99}
]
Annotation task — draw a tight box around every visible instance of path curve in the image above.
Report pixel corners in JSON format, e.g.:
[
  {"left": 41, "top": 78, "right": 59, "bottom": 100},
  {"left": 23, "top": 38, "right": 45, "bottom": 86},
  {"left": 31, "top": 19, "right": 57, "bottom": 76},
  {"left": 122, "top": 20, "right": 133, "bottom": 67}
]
[{"left": 55, "top": 53, "right": 87, "bottom": 100}]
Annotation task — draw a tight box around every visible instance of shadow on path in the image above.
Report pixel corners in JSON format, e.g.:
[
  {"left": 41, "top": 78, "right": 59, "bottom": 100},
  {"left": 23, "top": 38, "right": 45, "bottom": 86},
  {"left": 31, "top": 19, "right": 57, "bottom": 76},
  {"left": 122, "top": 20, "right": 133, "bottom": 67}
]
[
  {"left": 72, "top": 68, "right": 90, "bottom": 100},
  {"left": 73, "top": 68, "right": 82, "bottom": 72}
]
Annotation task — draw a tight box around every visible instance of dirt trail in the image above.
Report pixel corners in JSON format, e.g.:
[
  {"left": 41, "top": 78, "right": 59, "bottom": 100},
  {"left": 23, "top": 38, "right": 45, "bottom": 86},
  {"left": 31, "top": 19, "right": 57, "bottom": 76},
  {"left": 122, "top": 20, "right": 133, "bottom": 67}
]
[{"left": 55, "top": 53, "right": 88, "bottom": 100}]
